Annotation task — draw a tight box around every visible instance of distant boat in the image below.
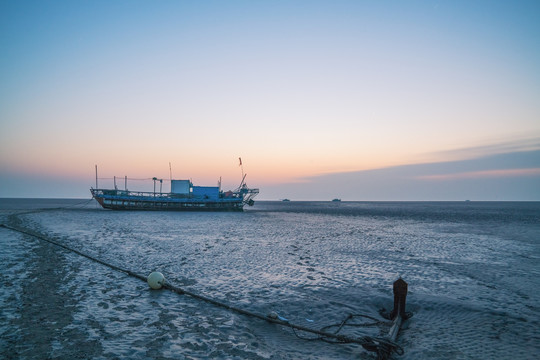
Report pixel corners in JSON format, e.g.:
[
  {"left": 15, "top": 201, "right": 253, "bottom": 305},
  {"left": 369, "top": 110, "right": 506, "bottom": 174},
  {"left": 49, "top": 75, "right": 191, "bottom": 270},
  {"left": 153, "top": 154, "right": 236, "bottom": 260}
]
[
  {"left": 282, "top": 199, "right": 290, "bottom": 202},
  {"left": 91, "top": 165, "right": 258, "bottom": 211},
  {"left": 332, "top": 198, "right": 341, "bottom": 202}
]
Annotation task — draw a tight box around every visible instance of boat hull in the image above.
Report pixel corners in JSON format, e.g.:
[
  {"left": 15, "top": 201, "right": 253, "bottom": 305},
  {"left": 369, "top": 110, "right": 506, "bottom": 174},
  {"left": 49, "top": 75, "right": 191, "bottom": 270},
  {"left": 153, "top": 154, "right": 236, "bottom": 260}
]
[{"left": 92, "top": 191, "right": 245, "bottom": 211}]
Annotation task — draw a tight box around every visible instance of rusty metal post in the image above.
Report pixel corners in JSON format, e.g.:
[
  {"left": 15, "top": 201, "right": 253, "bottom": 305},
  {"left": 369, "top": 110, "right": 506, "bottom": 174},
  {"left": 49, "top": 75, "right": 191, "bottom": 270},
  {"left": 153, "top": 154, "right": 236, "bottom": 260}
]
[
  {"left": 377, "top": 278, "right": 408, "bottom": 360},
  {"left": 390, "top": 278, "right": 408, "bottom": 319}
]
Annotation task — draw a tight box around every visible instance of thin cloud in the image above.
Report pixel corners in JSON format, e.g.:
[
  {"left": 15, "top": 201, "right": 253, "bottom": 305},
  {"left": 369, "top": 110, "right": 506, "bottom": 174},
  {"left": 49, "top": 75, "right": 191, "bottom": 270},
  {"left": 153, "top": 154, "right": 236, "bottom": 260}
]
[
  {"left": 417, "top": 168, "right": 540, "bottom": 181},
  {"left": 263, "top": 148, "right": 540, "bottom": 200},
  {"left": 427, "top": 137, "right": 540, "bottom": 163}
]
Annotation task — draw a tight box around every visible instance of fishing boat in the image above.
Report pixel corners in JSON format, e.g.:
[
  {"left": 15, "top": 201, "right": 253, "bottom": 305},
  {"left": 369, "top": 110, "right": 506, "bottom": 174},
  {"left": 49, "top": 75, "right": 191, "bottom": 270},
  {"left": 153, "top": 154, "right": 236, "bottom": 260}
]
[{"left": 90, "top": 163, "right": 259, "bottom": 211}]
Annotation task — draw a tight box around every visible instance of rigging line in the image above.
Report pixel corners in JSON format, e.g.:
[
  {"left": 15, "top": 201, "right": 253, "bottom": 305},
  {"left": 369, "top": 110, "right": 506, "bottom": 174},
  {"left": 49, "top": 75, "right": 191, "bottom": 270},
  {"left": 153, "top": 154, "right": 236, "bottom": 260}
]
[
  {"left": 97, "top": 177, "right": 165, "bottom": 181},
  {"left": 0, "top": 220, "right": 404, "bottom": 357},
  {"left": 124, "top": 178, "right": 172, "bottom": 182}
]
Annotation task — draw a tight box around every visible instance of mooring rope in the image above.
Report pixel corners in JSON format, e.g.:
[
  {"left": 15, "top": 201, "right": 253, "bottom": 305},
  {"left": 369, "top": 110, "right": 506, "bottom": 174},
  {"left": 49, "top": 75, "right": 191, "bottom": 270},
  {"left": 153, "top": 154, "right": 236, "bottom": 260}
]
[
  {"left": 61, "top": 198, "right": 96, "bottom": 209},
  {"left": 0, "top": 218, "right": 404, "bottom": 358},
  {"left": 4, "top": 198, "right": 96, "bottom": 217}
]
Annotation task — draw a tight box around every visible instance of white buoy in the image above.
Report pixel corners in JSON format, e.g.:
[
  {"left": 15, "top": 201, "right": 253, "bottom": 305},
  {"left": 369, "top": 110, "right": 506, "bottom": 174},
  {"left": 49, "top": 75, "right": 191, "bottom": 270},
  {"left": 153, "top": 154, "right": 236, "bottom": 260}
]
[
  {"left": 267, "top": 311, "right": 278, "bottom": 319},
  {"left": 147, "top": 271, "right": 165, "bottom": 289}
]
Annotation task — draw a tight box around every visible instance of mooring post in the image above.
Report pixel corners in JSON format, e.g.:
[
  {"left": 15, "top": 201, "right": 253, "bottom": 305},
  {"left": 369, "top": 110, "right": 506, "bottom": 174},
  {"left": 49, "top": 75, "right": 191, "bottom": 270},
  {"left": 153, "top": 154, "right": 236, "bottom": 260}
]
[
  {"left": 378, "top": 278, "right": 408, "bottom": 360},
  {"left": 390, "top": 277, "right": 408, "bottom": 320}
]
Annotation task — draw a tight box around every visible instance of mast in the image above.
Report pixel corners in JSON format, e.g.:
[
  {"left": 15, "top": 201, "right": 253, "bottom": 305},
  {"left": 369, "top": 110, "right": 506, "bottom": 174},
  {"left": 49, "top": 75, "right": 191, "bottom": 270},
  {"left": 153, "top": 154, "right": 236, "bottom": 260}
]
[
  {"left": 239, "top": 157, "right": 244, "bottom": 181},
  {"left": 237, "top": 157, "right": 247, "bottom": 189},
  {"left": 95, "top": 165, "right": 98, "bottom": 189}
]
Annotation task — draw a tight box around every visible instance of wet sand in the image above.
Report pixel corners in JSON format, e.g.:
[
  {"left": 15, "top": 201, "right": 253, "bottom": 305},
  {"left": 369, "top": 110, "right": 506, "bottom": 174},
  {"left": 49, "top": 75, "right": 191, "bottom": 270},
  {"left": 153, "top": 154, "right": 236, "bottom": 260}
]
[{"left": 1, "top": 201, "right": 539, "bottom": 359}]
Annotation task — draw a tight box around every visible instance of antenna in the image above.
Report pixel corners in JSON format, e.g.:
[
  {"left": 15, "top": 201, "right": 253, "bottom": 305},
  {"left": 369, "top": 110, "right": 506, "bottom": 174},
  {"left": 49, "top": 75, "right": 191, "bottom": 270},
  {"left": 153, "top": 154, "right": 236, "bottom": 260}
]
[{"left": 169, "top": 162, "right": 172, "bottom": 181}]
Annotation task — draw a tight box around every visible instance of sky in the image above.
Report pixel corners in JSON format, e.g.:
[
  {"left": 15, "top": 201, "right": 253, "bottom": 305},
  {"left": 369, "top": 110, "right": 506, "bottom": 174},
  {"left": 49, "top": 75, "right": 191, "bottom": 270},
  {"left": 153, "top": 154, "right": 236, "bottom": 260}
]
[{"left": 1, "top": 0, "right": 539, "bottom": 200}]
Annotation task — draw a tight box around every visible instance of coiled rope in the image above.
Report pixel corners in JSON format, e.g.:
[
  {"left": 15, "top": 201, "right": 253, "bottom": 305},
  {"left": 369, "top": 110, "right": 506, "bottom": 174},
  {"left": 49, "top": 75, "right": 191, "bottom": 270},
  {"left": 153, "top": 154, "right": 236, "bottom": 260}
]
[{"left": 1, "top": 216, "right": 404, "bottom": 358}]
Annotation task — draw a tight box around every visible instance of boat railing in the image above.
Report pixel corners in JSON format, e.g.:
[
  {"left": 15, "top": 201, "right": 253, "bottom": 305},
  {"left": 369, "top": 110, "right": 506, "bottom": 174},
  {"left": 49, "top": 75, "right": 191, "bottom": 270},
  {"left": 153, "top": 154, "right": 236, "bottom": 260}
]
[{"left": 92, "top": 188, "right": 176, "bottom": 198}]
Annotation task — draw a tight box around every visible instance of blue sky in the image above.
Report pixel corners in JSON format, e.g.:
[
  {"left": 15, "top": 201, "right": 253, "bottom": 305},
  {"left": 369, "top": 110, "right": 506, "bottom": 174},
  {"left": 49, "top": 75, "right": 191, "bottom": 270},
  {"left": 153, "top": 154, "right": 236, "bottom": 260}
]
[{"left": 1, "top": 1, "right": 539, "bottom": 199}]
